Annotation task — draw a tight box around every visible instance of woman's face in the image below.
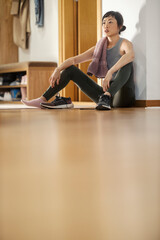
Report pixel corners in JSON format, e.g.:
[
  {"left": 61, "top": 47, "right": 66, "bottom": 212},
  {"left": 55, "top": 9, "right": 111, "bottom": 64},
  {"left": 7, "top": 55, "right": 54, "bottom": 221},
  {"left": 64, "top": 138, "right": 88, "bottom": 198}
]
[{"left": 102, "top": 16, "right": 120, "bottom": 37}]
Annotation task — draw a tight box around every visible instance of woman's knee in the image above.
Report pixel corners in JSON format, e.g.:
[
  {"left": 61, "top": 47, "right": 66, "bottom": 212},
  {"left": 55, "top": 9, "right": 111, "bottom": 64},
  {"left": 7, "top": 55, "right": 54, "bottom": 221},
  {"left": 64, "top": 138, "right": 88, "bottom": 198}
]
[
  {"left": 115, "top": 62, "right": 133, "bottom": 81},
  {"left": 121, "top": 62, "right": 133, "bottom": 72},
  {"left": 61, "top": 65, "right": 77, "bottom": 78},
  {"left": 64, "top": 65, "right": 77, "bottom": 73}
]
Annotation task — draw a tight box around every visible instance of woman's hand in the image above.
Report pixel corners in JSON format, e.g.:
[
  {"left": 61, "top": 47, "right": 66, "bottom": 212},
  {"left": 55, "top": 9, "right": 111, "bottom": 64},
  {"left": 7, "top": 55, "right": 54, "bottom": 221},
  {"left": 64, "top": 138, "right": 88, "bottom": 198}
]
[
  {"left": 49, "top": 68, "right": 61, "bottom": 88},
  {"left": 102, "top": 70, "right": 113, "bottom": 92}
]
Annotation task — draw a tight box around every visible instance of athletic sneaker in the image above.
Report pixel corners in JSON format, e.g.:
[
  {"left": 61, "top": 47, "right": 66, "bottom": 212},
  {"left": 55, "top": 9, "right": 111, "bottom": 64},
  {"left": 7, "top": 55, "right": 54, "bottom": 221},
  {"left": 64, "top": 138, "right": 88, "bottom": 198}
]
[
  {"left": 40, "top": 95, "right": 74, "bottom": 109},
  {"left": 96, "top": 94, "right": 111, "bottom": 110}
]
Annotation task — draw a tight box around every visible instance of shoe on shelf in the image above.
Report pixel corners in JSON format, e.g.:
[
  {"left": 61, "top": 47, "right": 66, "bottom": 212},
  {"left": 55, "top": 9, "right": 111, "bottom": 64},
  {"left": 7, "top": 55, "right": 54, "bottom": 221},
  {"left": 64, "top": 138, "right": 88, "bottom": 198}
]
[
  {"left": 4, "top": 92, "right": 12, "bottom": 101},
  {"left": 96, "top": 93, "right": 111, "bottom": 110},
  {"left": 41, "top": 95, "right": 74, "bottom": 109}
]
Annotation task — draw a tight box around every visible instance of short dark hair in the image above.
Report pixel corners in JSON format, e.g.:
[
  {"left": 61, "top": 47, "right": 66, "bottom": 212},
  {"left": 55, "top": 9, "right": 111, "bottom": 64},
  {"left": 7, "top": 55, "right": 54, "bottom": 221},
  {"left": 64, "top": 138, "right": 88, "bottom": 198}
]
[{"left": 102, "top": 11, "right": 126, "bottom": 34}]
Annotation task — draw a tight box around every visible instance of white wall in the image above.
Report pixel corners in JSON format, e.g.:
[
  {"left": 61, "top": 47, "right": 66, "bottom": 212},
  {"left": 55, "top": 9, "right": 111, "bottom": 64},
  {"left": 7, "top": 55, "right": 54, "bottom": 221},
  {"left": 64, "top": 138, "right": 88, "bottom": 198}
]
[
  {"left": 19, "top": 0, "right": 59, "bottom": 63},
  {"left": 146, "top": 0, "right": 160, "bottom": 100}
]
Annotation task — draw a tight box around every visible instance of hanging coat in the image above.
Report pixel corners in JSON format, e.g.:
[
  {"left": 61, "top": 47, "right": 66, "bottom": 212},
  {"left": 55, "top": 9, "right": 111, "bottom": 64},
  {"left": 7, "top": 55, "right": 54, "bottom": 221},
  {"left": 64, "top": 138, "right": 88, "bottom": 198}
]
[{"left": 11, "top": 0, "right": 31, "bottom": 49}]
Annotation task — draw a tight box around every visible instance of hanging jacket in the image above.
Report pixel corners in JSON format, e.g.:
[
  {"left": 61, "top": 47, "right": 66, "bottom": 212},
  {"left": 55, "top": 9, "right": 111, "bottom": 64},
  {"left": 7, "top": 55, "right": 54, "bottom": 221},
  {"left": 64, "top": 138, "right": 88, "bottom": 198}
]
[{"left": 11, "top": 0, "right": 31, "bottom": 49}]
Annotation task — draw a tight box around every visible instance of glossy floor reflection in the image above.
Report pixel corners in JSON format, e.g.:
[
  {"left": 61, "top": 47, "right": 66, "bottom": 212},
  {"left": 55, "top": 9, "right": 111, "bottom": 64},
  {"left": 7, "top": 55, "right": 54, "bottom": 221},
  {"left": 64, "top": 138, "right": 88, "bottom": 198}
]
[{"left": 0, "top": 107, "right": 160, "bottom": 240}]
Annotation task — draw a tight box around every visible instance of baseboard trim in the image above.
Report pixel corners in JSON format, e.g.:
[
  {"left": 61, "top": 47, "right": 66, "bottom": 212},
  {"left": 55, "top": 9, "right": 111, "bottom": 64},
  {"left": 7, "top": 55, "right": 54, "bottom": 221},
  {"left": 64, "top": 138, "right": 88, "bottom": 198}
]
[{"left": 135, "top": 100, "right": 160, "bottom": 107}]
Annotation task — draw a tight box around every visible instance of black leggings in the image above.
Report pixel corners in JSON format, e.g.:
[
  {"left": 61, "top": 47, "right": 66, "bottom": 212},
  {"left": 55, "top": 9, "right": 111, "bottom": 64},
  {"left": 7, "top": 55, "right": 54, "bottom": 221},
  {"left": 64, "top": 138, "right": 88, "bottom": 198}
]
[{"left": 43, "top": 63, "right": 135, "bottom": 108}]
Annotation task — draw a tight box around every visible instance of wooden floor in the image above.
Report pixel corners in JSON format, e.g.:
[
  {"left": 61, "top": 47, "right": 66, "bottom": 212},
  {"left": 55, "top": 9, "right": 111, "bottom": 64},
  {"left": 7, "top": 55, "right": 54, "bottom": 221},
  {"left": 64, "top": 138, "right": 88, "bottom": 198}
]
[{"left": 0, "top": 105, "right": 160, "bottom": 240}]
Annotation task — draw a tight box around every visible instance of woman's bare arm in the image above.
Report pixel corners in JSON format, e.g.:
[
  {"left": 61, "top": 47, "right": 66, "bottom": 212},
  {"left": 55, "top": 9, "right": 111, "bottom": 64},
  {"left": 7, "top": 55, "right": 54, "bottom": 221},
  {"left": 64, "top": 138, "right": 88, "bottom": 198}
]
[
  {"left": 59, "top": 46, "right": 95, "bottom": 70},
  {"left": 109, "top": 39, "right": 134, "bottom": 74},
  {"left": 50, "top": 46, "right": 95, "bottom": 87}
]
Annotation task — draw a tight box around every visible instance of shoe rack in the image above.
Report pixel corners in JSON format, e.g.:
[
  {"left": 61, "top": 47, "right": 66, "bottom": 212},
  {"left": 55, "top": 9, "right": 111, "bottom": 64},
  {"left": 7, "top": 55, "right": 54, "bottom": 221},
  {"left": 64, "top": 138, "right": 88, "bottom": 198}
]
[{"left": 0, "top": 62, "right": 57, "bottom": 103}]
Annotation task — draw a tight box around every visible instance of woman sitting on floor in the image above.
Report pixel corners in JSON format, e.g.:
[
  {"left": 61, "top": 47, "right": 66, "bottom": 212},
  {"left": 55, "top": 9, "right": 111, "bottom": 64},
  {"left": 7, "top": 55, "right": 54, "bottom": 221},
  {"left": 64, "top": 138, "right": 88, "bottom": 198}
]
[{"left": 22, "top": 11, "right": 135, "bottom": 110}]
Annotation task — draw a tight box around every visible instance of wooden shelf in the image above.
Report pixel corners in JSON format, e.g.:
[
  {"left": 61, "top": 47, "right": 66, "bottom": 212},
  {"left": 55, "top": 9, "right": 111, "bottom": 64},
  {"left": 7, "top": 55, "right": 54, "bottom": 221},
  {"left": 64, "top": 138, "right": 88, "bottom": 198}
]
[
  {"left": 0, "top": 61, "right": 57, "bottom": 103},
  {"left": 0, "top": 85, "right": 27, "bottom": 89}
]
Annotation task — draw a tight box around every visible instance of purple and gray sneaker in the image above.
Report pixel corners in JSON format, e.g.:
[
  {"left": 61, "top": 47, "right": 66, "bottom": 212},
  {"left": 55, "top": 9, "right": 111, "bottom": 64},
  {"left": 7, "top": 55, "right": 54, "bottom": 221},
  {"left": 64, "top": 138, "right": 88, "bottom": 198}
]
[{"left": 40, "top": 95, "right": 74, "bottom": 109}]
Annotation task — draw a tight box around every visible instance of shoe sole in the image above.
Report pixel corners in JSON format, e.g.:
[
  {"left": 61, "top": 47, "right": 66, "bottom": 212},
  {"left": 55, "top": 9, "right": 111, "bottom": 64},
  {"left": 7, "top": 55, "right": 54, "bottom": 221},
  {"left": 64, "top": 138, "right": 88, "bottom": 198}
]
[
  {"left": 96, "top": 104, "right": 111, "bottom": 110},
  {"left": 41, "top": 103, "right": 74, "bottom": 109}
]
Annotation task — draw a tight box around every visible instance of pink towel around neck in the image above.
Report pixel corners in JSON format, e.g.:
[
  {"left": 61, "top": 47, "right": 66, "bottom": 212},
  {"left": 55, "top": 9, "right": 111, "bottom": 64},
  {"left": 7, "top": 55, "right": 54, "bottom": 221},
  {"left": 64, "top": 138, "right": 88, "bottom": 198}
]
[{"left": 87, "top": 37, "right": 108, "bottom": 78}]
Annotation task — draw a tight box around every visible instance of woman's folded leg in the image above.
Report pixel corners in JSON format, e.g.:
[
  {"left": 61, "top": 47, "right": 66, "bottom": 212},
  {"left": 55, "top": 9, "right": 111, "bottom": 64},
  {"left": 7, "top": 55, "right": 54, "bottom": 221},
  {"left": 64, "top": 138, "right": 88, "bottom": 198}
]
[
  {"left": 21, "top": 65, "right": 104, "bottom": 108},
  {"left": 107, "top": 63, "right": 135, "bottom": 108}
]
